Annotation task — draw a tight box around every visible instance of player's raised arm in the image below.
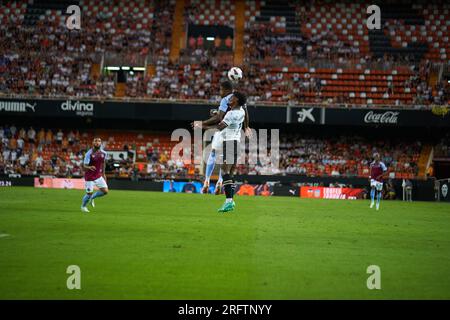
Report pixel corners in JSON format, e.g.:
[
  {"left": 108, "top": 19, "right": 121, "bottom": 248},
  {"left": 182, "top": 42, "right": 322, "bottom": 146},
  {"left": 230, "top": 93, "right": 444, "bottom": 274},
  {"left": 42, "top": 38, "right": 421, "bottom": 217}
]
[
  {"left": 202, "top": 111, "right": 226, "bottom": 126},
  {"left": 216, "top": 121, "right": 229, "bottom": 131},
  {"left": 191, "top": 80, "right": 233, "bottom": 129},
  {"left": 242, "top": 104, "right": 249, "bottom": 129},
  {"left": 202, "top": 120, "right": 228, "bottom": 131},
  {"left": 198, "top": 88, "right": 230, "bottom": 126},
  {"left": 191, "top": 108, "right": 225, "bottom": 129},
  {"left": 242, "top": 104, "right": 252, "bottom": 137},
  {"left": 206, "top": 107, "right": 234, "bottom": 130}
]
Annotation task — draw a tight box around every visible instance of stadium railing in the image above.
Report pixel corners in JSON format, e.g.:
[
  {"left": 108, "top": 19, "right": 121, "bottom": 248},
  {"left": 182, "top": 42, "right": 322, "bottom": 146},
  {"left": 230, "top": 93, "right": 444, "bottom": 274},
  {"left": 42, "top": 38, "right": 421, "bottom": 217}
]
[
  {"left": 0, "top": 93, "right": 442, "bottom": 110},
  {"left": 291, "top": 58, "right": 419, "bottom": 72}
]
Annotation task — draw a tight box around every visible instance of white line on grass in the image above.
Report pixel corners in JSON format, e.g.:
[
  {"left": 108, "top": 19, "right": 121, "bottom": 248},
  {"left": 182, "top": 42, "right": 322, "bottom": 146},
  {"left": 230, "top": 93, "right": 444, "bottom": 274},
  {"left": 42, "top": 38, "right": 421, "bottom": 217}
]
[{"left": 0, "top": 234, "right": 10, "bottom": 238}]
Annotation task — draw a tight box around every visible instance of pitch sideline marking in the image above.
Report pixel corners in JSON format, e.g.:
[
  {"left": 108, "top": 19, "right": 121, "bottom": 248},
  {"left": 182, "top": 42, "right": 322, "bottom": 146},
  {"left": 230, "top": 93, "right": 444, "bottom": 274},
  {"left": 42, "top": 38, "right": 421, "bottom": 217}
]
[{"left": 0, "top": 233, "right": 11, "bottom": 238}]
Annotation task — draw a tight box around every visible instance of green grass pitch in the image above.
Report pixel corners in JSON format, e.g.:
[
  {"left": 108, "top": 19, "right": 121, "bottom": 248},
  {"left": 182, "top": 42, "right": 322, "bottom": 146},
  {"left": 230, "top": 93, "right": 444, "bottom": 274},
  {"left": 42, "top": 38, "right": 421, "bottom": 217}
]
[{"left": 0, "top": 187, "right": 449, "bottom": 299}]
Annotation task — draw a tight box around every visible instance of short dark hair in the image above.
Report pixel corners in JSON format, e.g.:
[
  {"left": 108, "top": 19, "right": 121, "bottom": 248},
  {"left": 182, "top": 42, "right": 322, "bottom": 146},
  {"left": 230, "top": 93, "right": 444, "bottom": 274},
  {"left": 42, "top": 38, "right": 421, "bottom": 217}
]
[
  {"left": 233, "top": 91, "right": 247, "bottom": 107},
  {"left": 220, "top": 80, "right": 233, "bottom": 91}
]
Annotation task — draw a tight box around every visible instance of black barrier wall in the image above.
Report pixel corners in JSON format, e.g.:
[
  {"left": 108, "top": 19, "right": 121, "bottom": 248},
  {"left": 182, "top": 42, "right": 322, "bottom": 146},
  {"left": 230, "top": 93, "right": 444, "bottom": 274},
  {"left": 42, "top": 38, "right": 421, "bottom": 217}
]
[
  {"left": 1, "top": 98, "right": 449, "bottom": 127},
  {"left": 233, "top": 175, "right": 436, "bottom": 201},
  {"left": 0, "top": 176, "right": 34, "bottom": 187},
  {"left": 0, "top": 175, "right": 436, "bottom": 201},
  {"left": 107, "top": 179, "right": 163, "bottom": 192}
]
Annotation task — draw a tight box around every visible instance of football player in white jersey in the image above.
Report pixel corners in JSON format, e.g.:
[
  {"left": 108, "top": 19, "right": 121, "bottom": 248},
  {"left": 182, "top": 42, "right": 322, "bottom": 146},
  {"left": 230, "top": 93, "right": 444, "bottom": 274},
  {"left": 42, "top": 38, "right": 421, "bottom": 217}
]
[
  {"left": 202, "top": 91, "right": 248, "bottom": 213},
  {"left": 192, "top": 81, "right": 250, "bottom": 195},
  {"left": 192, "top": 80, "right": 233, "bottom": 194}
]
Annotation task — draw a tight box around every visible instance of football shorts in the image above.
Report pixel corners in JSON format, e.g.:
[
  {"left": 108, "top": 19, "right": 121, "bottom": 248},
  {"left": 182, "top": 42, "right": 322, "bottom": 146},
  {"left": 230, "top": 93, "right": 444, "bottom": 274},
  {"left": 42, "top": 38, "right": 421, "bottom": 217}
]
[
  {"left": 221, "top": 140, "right": 239, "bottom": 165},
  {"left": 85, "top": 176, "right": 108, "bottom": 193},
  {"left": 370, "top": 179, "right": 383, "bottom": 191}
]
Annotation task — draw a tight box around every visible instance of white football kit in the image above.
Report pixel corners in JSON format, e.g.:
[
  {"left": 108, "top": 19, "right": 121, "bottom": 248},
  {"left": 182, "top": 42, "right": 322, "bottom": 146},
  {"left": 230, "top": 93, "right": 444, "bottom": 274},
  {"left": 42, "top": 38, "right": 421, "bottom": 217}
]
[
  {"left": 220, "top": 107, "right": 245, "bottom": 141},
  {"left": 219, "top": 107, "right": 245, "bottom": 164}
]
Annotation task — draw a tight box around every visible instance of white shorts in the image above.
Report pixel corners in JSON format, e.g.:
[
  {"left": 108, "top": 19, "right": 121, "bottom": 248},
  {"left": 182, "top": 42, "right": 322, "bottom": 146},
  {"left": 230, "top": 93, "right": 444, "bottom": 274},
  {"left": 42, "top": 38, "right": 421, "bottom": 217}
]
[
  {"left": 85, "top": 177, "right": 108, "bottom": 193},
  {"left": 370, "top": 179, "right": 383, "bottom": 191},
  {"left": 211, "top": 132, "right": 223, "bottom": 150}
]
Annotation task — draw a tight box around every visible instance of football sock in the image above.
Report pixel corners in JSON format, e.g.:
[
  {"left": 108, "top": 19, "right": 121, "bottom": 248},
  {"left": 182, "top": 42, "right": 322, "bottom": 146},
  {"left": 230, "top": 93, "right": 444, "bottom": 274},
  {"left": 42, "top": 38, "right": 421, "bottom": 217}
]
[
  {"left": 205, "top": 150, "right": 216, "bottom": 185},
  {"left": 217, "top": 168, "right": 223, "bottom": 184},
  {"left": 91, "top": 190, "right": 106, "bottom": 200},
  {"left": 376, "top": 191, "right": 382, "bottom": 205},
  {"left": 370, "top": 188, "right": 375, "bottom": 202},
  {"left": 223, "top": 174, "right": 234, "bottom": 200},
  {"left": 81, "top": 194, "right": 91, "bottom": 207}
]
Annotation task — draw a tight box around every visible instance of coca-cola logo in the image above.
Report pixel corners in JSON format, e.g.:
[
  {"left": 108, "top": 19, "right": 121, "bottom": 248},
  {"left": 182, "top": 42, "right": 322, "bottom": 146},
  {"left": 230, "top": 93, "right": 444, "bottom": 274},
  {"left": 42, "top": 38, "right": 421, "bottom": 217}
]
[{"left": 364, "top": 111, "right": 399, "bottom": 124}]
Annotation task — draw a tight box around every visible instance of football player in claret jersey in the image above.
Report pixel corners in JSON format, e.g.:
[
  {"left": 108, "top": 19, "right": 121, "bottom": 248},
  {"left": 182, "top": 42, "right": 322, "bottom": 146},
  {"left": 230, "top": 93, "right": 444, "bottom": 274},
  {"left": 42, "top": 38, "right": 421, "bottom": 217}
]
[
  {"left": 202, "top": 91, "right": 248, "bottom": 213},
  {"left": 369, "top": 152, "right": 388, "bottom": 211},
  {"left": 81, "top": 137, "right": 109, "bottom": 213}
]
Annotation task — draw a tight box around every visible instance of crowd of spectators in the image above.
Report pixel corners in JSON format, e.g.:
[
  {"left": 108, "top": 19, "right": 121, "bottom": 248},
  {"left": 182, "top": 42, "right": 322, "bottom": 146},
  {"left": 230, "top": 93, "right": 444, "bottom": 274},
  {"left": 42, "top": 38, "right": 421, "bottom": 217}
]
[
  {"left": 241, "top": 18, "right": 449, "bottom": 105},
  {"left": 234, "top": 134, "right": 421, "bottom": 178},
  {"left": 281, "top": 135, "right": 421, "bottom": 178},
  {"left": 0, "top": 125, "right": 86, "bottom": 177},
  {"left": 0, "top": 18, "right": 99, "bottom": 97},
  {"left": 434, "top": 133, "right": 450, "bottom": 158},
  {"left": 0, "top": 125, "right": 201, "bottom": 180},
  {"left": 142, "top": 147, "right": 201, "bottom": 181},
  {"left": 0, "top": 125, "right": 424, "bottom": 181},
  {"left": 0, "top": 0, "right": 174, "bottom": 98},
  {"left": 0, "top": 1, "right": 448, "bottom": 106},
  {"left": 128, "top": 46, "right": 232, "bottom": 101}
]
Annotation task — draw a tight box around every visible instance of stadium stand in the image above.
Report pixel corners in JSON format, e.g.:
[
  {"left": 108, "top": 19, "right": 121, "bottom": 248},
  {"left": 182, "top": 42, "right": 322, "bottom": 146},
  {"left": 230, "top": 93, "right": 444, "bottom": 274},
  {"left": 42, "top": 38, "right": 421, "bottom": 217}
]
[
  {"left": 0, "top": 0, "right": 448, "bottom": 106},
  {"left": 241, "top": 0, "right": 449, "bottom": 105},
  {"left": 0, "top": 126, "right": 423, "bottom": 180},
  {"left": 185, "top": 0, "right": 235, "bottom": 27},
  {"left": 0, "top": 0, "right": 175, "bottom": 98},
  {"left": 434, "top": 133, "right": 450, "bottom": 159},
  {"left": 0, "top": 125, "right": 199, "bottom": 180}
]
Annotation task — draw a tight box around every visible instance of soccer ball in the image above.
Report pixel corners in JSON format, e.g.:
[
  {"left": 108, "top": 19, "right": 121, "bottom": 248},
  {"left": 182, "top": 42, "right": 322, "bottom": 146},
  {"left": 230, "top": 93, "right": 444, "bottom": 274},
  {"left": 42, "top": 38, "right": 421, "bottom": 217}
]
[{"left": 227, "top": 67, "right": 243, "bottom": 82}]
